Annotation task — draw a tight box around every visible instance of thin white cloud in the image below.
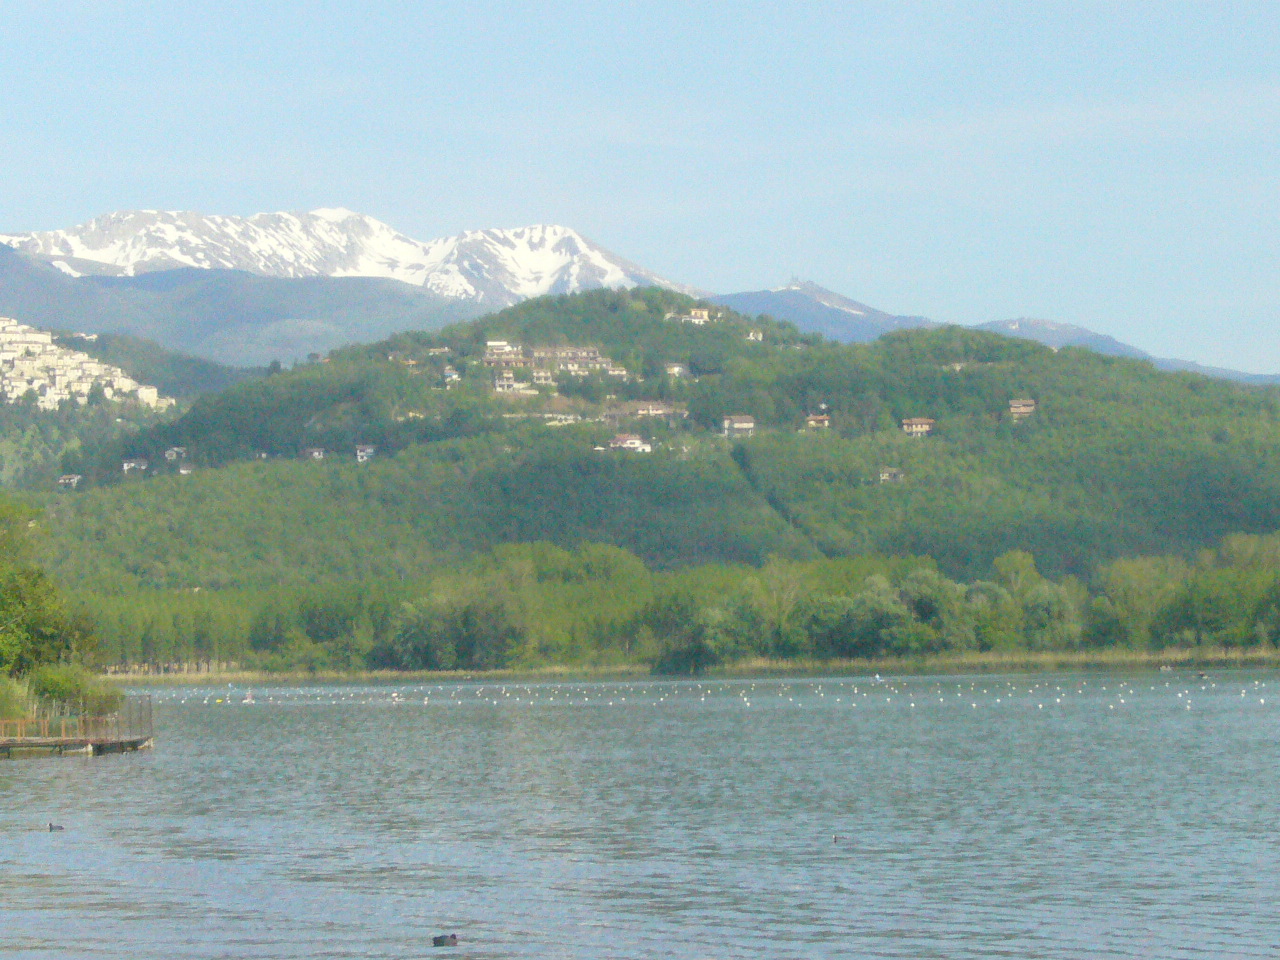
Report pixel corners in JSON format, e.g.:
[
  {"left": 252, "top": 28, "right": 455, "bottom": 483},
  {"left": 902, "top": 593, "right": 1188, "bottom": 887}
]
[{"left": 866, "top": 83, "right": 1280, "bottom": 150}]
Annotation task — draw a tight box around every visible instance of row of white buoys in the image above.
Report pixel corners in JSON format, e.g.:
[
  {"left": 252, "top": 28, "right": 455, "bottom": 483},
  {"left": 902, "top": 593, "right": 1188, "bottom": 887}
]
[{"left": 153, "top": 672, "right": 1276, "bottom": 712}]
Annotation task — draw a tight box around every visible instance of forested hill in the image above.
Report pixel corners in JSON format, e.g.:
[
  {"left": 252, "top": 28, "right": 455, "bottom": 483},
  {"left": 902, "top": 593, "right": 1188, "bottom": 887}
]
[
  {"left": 61, "top": 288, "right": 809, "bottom": 478},
  {"left": 37, "top": 287, "right": 1280, "bottom": 594},
  {"left": 53, "top": 331, "right": 262, "bottom": 398}
]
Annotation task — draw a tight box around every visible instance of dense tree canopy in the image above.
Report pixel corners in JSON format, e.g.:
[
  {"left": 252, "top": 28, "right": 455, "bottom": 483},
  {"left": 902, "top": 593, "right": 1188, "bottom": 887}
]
[
  {"left": 0, "top": 497, "right": 93, "bottom": 675},
  {"left": 72, "top": 531, "right": 1280, "bottom": 674}
]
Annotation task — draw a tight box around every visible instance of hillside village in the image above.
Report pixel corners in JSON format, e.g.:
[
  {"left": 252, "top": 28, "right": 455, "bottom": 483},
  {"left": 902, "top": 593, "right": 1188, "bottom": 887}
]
[
  {"left": 481, "top": 340, "right": 630, "bottom": 396},
  {"left": 0, "top": 317, "right": 171, "bottom": 411},
  {"left": 35, "top": 286, "right": 1054, "bottom": 495}
]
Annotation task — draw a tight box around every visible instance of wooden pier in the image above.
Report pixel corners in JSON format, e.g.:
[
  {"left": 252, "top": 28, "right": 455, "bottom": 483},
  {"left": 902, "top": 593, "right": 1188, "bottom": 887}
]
[{"left": 0, "top": 697, "right": 154, "bottom": 759}]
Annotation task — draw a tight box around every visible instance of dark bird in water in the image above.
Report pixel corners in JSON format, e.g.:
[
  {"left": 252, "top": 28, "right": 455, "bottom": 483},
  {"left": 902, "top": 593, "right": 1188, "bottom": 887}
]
[
  {"left": 48, "top": 823, "right": 64, "bottom": 832},
  {"left": 432, "top": 934, "right": 459, "bottom": 947}
]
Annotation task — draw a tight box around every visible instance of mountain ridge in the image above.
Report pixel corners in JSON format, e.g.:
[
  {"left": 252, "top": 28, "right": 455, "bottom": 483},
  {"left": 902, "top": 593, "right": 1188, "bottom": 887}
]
[
  {"left": 0, "top": 243, "right": 481, "bottom": 365},
  {"left": 713, "top": 279, "right": 935, "bottom": 343},
  {"left": 2, "top": 210, "right": 1275, "bottom": 382},
  {"left": 0, "top": 208, "right": 698, "bottom": 305},
  {"left": 732, "top": 281, "right": 1280, "bottom": 385}
]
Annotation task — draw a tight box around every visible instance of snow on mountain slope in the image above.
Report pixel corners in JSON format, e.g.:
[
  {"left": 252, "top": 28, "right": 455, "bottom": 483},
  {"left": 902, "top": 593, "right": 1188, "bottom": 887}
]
[
  {"left": 713, "top": 279, "right": 935, "bottom": 343},
  {"left": 771, "top": 278, "right": 871, "bottom": 316},
  {"left": 975, "top": 318, "right": 1149, "bottom": 358},
  {"left": 0, "top": 209, "right": 689, "bottom": 306}
]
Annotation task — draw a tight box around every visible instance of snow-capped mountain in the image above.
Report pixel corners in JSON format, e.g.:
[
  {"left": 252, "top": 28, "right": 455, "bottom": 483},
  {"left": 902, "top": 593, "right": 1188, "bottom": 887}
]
[{"left": 0, "top": 209, "right": 689, "bottom": 306}]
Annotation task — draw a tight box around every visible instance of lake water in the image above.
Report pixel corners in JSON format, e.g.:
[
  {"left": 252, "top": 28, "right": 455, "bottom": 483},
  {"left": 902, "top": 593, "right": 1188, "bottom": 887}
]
[{"left": 2, "top": 672, "right": 1278, "bottom": 959}]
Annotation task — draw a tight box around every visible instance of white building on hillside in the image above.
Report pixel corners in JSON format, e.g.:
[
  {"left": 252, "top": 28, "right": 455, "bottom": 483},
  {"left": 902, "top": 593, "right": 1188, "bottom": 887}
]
[{"left": 0, "top": 317, "right": 172, "bottom": 411}]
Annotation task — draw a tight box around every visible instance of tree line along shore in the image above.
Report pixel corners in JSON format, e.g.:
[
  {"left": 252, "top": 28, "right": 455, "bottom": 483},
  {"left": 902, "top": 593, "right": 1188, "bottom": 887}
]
[
  {"left": 98, "top": 646, "right": 1280, "bottom": 687},
  {"left": 71, "top": 533, "right": 1280, "bottom": 676}
]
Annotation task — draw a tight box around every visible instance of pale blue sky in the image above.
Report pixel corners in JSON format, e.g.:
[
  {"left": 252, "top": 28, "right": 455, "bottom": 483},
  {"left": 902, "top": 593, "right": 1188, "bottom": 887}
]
[{"left": 4, "top": 1, "right": 1280, "bottom": 370}]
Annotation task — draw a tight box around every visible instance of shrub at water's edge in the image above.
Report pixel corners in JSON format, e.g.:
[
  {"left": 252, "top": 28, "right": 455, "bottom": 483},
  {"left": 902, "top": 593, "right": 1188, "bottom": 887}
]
[
  {"left": 0, "top": 676, "right": 30, "bottom": 719},
  {"left": 0, "top": 495, "right": 105, "bottom": 705},
  {"left": 26, "top": 664, "right": 123, "bottom": 714}
]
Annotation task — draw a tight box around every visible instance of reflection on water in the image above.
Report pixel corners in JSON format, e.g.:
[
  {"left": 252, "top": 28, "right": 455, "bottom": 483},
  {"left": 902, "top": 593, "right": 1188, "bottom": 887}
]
[{"left": 2, "top": 673, "right": 1278, "bottom": 958}]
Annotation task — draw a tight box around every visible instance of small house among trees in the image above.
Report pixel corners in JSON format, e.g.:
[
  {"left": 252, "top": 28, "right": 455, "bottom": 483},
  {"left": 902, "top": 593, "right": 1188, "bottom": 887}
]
[
  {"left": 879, "top": 467, "right": 904, "bottom": 484},
  {"left": 609, "top": 433, "right": 652, "bottom": 453},
  {"left": 304, "top": 447, "right": 326, "bottom": 461},
  {"left": 57, "top": 474, "right": 81, "bottom": 489},
  {"left": 665, "top": 308, "right": 718, "bottom": 325},
  {"left": 482, "top": 341, "right": 528, "bottom": 369},
  {"left": 121, "top": 458, "right": 149, "bottom": 474},
  {"left": 355, "top": 445, "right": 377, "bottom": 463},
  {"left": 723, "top": 415, "right": 756, "bottom": 438},
  {"left": 806, "top": 414, "right": 831, "bottom": 429},
  {"left": 493, "top": 370, "right": 538, "bottom": 396},
  {"left": 1009, "top": 398, "right": 1037, "bottom": 420},
  {"left": 901, "top": 417, "right": 936, "bottom": 437}
]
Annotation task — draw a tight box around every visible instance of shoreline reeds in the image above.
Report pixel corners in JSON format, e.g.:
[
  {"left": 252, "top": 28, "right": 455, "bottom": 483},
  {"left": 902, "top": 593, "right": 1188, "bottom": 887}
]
[{"left": 100, "top": 644, "right": 1280, "bottom": 687}]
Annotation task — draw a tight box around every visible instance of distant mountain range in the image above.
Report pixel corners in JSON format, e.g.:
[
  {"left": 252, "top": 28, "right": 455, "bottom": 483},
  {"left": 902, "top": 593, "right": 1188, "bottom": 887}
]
[
  {"left": 713, "top": 279, "right": 935, "bottom": 342},
  {"left": 1, "top": 208, "right": 1275, "bottom": 383},
  {"left": 0, "top": 208, "right": 694, "bottom": 303},
  {"left": 717, "top": 281, "right": 1280, "bottom": 386},
  {"left": 971, "top": 317, "right": 1280, "bottom": 384},
  {"left": 0, "top": 209, "right": 703, "bottom": 365},
  {"left": 0, "top": 243, "right": 476, "bottom": 365}
]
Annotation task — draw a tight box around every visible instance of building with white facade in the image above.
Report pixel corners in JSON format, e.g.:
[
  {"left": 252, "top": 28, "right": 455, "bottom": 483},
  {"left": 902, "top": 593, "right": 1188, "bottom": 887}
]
[{"left": 0, "top": 317, "right": 172, "bottom": 411}]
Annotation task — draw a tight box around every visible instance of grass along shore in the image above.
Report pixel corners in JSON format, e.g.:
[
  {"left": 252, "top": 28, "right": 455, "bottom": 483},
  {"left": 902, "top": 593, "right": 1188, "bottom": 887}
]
[{"left": 100, "top": 645, "right": 1280, "bottom": 687}]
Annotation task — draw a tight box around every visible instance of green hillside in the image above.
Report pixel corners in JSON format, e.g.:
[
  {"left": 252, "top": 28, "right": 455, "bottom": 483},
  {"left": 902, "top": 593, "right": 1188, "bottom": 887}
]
[
  {"left": 53, "top": 331, "right": 263, "bottom": 397},
  {"left": 0, "top": 396, "right": 175, "bottom": 490},
  {"left": 59, "top": 287, "right": 802, "bottom": 480},
  {"left": 0, "top": 331, "right": 255, "bottom": 490},
  {"left": 44, "top": 431, "right": 809, "bottom": 593},
  {"left": 24, "top": 287, "right": 1280, "bottom": 670},
  {"left": 50, "top": 287, "right": 1280, "bottom": 579}
]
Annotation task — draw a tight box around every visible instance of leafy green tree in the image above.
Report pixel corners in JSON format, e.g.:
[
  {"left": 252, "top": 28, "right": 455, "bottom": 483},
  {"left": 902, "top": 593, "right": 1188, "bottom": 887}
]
[{"left": 0, "top": 498, "right": 95, "bottom": 675}]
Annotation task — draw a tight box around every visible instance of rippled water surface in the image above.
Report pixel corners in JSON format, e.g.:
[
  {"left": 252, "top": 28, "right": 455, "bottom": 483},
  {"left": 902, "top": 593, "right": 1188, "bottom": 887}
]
[{"left": 3, "top": 672, "right": 1279, "bottom": 958}]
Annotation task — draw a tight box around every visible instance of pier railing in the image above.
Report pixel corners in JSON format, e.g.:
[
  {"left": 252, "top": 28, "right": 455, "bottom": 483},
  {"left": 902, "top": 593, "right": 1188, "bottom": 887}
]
[{"left": 0, "top": 695, "right": 153, "bottom": 744}]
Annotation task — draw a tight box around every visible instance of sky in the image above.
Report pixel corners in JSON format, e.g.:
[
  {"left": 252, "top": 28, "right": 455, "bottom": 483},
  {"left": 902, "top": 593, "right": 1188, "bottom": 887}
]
[{"left": 4, "top": 1, "right": 1280, "bottom": 370}]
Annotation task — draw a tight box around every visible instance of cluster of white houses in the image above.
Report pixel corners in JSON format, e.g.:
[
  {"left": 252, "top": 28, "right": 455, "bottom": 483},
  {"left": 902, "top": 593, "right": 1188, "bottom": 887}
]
[
  {"left": 58, "top": 442, "right": 384, "bottom": 488},
  {"left": 0, "top": 318, "right": 171, "bottom": 411},
  {"left": 303, "top": 445, "right": 378, "bottom": 464},
  {"left": 664, "top": 308, "right": 763, "bottom": 341},
  {"left": 483, "top": 341, "right": 629, "bottom": 395},
  {"left": 602, "top": 433, "right": 652, "bottom": 453},
  {"left": 425, "top": 341, "right": 712, "bottom": 395},
  {"left": 664, "top": 307, "right": 719, "bottom": 325}
]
